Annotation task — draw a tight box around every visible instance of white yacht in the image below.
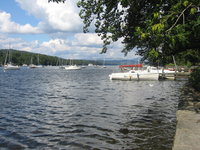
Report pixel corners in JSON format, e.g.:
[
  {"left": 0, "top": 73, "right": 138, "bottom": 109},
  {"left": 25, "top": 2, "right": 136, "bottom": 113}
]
[
  {"left": 109, "top": 70, "right": 159, "bottom": 81},
  {"left": 109, "top": 65, "right": 159, "bottom": 81}
]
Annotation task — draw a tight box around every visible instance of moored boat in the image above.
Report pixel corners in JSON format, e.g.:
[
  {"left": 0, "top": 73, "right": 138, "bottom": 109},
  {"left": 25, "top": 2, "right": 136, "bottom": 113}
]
[
  {"left": 29, "top": 64, "right": 37, "bottom": 68},
  {"left": 3, "top": 49, "right": 20, "bottom": 70},
  {"left": 4, "top": 63, "right": 20, "bottom": 70},
  {"left": 64, "top": 65, "right": 81, "bottom": 70},
  {"left": 109, "top": 70, "right": 159, "bottom": 81},
  {"left": 109, "top": 64, "right": 160, "bottom": 81}
]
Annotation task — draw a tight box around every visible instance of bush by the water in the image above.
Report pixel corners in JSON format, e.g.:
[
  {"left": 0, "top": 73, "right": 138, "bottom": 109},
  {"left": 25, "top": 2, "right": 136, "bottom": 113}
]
[{"left": 189, "top": 67, "right": 200, "bottom": 91}]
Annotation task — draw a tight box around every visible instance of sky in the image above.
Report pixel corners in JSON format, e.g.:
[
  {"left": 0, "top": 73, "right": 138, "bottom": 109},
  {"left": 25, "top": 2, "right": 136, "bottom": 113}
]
[{"left": 0, "top": 0, "right": 138, "bottom": 60}]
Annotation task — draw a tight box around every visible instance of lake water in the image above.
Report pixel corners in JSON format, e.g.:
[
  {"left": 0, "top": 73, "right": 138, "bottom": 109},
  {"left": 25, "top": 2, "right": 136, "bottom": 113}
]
[{"left": 0, "top": 66, "right": 184, "bottom": 150}]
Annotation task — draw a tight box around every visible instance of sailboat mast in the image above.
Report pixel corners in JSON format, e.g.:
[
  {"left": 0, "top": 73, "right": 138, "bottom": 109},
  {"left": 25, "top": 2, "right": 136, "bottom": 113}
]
[
  {"left": 37, "top": 54, "right": 40, "bottom": 65},
  {"left": 8, "top": 43, "right": 12, "bottom": 64},
  {"left": 4, "top": 50, "right": 9, "bottom": 65},
  {"left": 31, "top": 57, "right": 33, "bottom": 64}
]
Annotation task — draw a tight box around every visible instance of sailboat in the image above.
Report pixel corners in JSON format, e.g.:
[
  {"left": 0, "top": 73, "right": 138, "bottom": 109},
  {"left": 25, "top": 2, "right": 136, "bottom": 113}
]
[
  {"left": 58, "top": 58, "right": 65, "bottom": 69},
  {"left": 64, "top": 59, "right": 81, "bottom": 70},
  {"left": 102, "top": 57, "right": 106, "bottom": 68},
  {"left": 36, "top": 54, "right": 42, "bottom": 68},
  {"left": 4, "top": 49, "right": 20, "bottom": 70},
  {"left": 29, "top": 57, "right": 37, "bottom": 68},
  {"left": 29, "top": 54, "right": 42, "bottom": 68}
]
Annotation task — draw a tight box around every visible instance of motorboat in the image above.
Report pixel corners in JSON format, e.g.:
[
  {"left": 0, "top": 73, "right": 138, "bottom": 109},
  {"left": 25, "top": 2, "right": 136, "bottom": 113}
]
[
  {"left": 109, "top": 70, "right": 159, "bottom": 81},
  {"left": 64, "top": 65, "right": 81, "bottom": 70},
  {"left": 109, "top": 64, "right": 161, "bottom": 81},
  {"left": 109, "top": 64, "right": 176, "bottom": 81}
]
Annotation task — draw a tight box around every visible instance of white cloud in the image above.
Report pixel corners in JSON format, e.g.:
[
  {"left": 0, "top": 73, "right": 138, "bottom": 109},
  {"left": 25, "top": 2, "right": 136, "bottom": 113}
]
[
  {"left": 16, "top": 0, "right": 82, "bottom": 33},
  {"left": 0, "top": 34, "right": 139, "bottom": 59},
  {"left": 0, "top": 11, "right": 41, "bottom": 34},
  {"left": 0, "top": 0, "right": 139, "bottom": 60},
  {"left": 73, "top": 33, "right": 103, "bottom": 46},
  {"left": 0, "top": 0, "right": 82, "bottom": 34},
  {"left": 41, "top": 39, "right": 71, "bottom": 53},
  {"left": 37, "top": 38, "right": 103, "bottom": 59}
]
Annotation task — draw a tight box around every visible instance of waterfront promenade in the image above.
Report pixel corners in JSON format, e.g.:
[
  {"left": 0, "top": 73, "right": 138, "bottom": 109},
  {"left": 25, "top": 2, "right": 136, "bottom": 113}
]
[
  {"left": 173, "top": 85, "right": 200, "bottom": 150},
  {"left": 173, "top": 110, "right": 200, "bottom": 150}
]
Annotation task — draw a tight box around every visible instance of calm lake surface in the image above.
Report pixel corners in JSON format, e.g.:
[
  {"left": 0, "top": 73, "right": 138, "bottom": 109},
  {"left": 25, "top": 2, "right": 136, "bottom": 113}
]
[{"left": 0, "top": 66, "right": 184, "bottom": 150}]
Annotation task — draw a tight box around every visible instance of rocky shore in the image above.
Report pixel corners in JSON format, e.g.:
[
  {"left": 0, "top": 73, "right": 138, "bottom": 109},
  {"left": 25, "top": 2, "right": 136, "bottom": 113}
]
[
  {"left": 172, "top": 84, "right": 200, "bottom": 150},
  {"left": 178, "top": 84, "right": 200, "bottom": 112}
]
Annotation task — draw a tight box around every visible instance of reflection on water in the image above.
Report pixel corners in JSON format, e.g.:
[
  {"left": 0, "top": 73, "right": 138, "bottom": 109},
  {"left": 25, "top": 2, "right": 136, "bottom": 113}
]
[{"left": 0, "top": 67, "right": 184, "bottom": 150}]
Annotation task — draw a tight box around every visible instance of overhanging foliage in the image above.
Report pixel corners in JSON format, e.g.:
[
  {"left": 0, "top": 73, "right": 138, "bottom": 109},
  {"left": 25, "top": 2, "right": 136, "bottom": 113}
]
[{"left": 49, "top": 0, "right": 200, "bottom": 61}]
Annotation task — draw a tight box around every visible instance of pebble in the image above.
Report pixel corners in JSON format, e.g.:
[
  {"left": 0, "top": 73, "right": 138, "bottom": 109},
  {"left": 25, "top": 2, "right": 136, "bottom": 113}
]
[{"left": 194, "top": 102, "right": 200, "bottom": 108}]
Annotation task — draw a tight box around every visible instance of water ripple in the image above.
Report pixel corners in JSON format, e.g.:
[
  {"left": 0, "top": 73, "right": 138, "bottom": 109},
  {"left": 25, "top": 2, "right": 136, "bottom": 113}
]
[{"left": 0, "top": 67, "right": 185, "bottom": 150}]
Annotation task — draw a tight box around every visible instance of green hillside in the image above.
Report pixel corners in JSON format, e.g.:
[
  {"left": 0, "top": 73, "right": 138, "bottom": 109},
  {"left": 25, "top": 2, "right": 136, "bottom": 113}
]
[{"left": 0, "top": 49, "right": 95, "bottom": 66}]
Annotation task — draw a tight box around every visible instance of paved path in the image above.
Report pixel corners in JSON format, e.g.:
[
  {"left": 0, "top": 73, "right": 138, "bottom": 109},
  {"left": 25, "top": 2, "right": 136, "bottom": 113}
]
[{"left": 173, "top": 110, "right": 200, "bottom": 150}]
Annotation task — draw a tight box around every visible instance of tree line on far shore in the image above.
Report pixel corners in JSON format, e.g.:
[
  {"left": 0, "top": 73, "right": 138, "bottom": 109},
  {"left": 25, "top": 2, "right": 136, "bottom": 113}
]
[
  {"left": 1, "top": 49, "right": 200, "bottom": 67},
  {"left": 0, "top": 49, "right": 95, "bottom": 66}
]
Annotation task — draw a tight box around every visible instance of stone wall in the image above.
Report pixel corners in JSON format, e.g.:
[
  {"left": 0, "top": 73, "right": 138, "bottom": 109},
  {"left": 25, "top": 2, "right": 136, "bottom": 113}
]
[{"left": 172, "top": 84, "right": 200, "bottom": 150}]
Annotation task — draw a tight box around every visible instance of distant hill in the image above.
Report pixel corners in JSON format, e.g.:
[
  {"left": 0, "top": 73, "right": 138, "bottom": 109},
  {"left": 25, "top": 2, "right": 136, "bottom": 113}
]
[
  {"left": 0, "top": 49, "right": 95, "bottom": 66},
  {"left": 99, "top": 59, "right": 139, "bottom": 65},
  {"left": 0, "top": 49, "right": 140, "bottom": 66}
]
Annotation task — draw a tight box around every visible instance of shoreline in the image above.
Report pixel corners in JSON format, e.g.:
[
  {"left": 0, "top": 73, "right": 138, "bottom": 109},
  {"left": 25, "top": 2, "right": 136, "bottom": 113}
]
[{"left": 172, "top": 84, "right": 200, "bottom": 150}]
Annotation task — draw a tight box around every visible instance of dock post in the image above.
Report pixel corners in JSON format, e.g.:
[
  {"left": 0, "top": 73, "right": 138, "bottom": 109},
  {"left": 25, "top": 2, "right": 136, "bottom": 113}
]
[{"left": 172, "top": 55, "right": 178, "bottom": 80}]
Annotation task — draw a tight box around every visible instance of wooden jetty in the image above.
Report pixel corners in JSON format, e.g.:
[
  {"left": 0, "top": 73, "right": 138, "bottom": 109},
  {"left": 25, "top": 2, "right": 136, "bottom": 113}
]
[{"left": 159, "top": 72, "right": 191, "bottom": 80}]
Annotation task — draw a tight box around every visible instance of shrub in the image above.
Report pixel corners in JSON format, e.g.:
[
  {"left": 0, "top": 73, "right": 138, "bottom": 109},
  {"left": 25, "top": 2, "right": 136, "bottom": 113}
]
[{"left": 189, "top": 67, "right": 200, "bottom": 91}]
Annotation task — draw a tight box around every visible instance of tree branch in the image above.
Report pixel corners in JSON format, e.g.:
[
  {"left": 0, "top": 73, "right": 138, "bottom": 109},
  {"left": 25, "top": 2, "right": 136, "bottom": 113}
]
[{"left": 166, "top": 3, "right": 192, "bottom": 32}]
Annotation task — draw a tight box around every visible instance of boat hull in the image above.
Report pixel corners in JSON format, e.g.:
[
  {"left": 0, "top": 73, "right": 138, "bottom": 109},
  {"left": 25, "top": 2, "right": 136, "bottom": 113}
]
[
  {"left": 109, "top": 72, "right": 159, "bottom": 81},
  {"left": 64, "top": 65, "right": 81, "bottom": 70},
  {"left": 4, "top": 64, "right": 20, "bottom": 70}
]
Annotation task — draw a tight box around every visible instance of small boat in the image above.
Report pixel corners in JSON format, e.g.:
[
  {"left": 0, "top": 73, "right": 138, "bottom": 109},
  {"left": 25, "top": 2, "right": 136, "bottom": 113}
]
[
  {"left": 65, "top": 59, "right": 81, "bottom": 70},
  {"left": 29, "top": 65, "right": 43, "bottom": 68},
  {"left": 64, "top": 65, "right": 81, "bottom": 70},
  {"left": 4, "top": 63, "right": 20, "bottom": 70},
  {"left": 88, "top": 63, "right": 94, "bottom": 67},
  {"left": 22, "top": 64, "right": 28, "bottom": 67},
  {"left": 59, "top": 65, "right": 66, "bottom": 69},
  {"left": 102, "top": 58, "right": 106, "bottom": 68},
  {"left": 3, "top": 49, "right": 20, "bottom": 70},
  {"left": 81, "top": 65, "right": 86, "bottom": 68},
  {"left": 29, "top": 64, "right": 37, "bottom": 68},
  {"left": 36, "top": 65, "right": 43, "bottom": 68},
  {"left": 29, "top": 55, "right": 43, "bottom": 68}
]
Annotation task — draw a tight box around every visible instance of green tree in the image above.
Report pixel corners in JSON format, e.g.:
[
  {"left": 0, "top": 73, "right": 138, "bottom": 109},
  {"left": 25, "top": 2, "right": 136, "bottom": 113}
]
[
  {"left": 49, "top": 0, "right": 200, "bottom": 61},
  {"left": 176, "top": 50, "right": 200, "bottom": 66},
  {"left": 189, "top": 67, "right": 200, "bottom": 91}
]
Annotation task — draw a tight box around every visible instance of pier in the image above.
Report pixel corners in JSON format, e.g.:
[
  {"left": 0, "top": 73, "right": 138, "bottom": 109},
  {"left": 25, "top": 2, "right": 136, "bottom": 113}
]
[{"left": 159, "top": 72, "right": 191, "bottom": 80}]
